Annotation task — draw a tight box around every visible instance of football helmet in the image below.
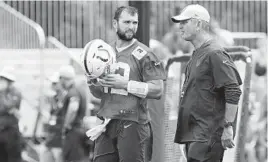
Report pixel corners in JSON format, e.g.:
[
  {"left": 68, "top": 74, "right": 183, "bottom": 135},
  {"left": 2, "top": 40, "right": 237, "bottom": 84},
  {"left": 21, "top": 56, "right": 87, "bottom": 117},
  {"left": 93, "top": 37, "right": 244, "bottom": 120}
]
[{"left": 81, "top": 39, "right": 116, "bottom": 79}]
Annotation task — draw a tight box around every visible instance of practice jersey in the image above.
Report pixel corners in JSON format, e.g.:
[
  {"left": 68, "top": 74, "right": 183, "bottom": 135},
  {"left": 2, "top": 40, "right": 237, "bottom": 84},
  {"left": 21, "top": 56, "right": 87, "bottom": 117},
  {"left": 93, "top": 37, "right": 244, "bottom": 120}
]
[
  {"left": 97, "top": 40, "right": 166, "bottom": 124},
  {"left": 61, "top": 84, "right": 87, "bottom": 127}
]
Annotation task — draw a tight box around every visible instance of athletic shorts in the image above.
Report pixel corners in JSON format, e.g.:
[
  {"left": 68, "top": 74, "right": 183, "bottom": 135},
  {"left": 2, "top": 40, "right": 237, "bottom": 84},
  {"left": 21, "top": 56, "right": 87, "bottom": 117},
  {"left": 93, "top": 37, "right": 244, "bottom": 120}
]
[
  {"left": 93, "top": 119, "right": 152, "bottom": 162},
  {"left": 185, "top": 140, "right": 224, "bottom": 162}
]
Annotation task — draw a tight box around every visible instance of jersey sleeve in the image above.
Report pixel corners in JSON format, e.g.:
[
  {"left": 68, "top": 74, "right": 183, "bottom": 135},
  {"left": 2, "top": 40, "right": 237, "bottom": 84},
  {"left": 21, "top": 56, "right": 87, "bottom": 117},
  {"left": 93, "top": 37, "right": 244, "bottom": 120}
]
[
  {"left": 210, "top": 50, "right": 243, "bottom": 88},
  {"left": 141, "top": 52, "right": 167, "bottom": 82}
]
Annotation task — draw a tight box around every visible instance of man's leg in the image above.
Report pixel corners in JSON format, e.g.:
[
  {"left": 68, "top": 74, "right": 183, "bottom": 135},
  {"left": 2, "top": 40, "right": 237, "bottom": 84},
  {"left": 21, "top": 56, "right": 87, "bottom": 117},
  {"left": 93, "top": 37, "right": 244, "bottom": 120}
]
[
  {"left": 117, "top": 121, "right": 152, "bottom": 162},
  {"left": 93, "top": 133, "right": 118, "bottom": 162},
  {"left": 5, "top": 127, "right": 22, "bottom": 162},
  {"left": 39, "top": 145, "right": 55, "bottom": 162},
  {"left": 51, "top": 147, "right": 63, "bottom": 162},
  {"left": 62, "top": 128, "right": 89, "bottom": 162},
  {"left": 0, "top": 131, "right": 8, "bottom": 162}
]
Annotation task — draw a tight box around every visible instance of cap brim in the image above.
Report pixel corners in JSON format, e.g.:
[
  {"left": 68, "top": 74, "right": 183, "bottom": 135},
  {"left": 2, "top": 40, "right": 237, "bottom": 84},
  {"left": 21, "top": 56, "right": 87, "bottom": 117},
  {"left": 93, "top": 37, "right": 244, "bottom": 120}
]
[
  {"left": 171, "top": 15, "right": 191, "bottom": 23},
  {"left": 47, "top": 73, "right": 60, "bottom": 83},
  {"left": 0, "top": 74, "right": 15, "bottom": 82},
  {"left": 48, "top": 77, "right": 59, "bottom": 83}
]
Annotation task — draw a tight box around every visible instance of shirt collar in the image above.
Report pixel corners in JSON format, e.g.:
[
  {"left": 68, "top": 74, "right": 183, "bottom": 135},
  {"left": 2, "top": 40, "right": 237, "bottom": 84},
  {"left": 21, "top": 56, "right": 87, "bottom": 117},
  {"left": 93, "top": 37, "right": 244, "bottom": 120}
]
[
  {"left": 115, "top": 39, "right": 137, "bottom": 53},
  {"left": 193, "top": 38, "right": 214, "bottom": 55}
]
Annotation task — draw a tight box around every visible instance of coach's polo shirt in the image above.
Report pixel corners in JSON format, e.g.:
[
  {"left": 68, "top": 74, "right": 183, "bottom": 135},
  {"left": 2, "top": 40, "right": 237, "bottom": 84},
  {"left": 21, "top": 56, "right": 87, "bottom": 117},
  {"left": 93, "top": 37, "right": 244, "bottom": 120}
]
[{"left": 174, "top": 39, "right": 242, "bottom": 144}]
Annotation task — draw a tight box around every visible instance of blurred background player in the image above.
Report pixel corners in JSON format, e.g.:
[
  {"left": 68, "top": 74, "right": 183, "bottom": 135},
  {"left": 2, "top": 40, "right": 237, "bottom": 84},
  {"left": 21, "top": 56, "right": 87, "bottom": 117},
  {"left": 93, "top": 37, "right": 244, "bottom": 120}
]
[
  {"left": 0, "top": 66, "right": 23, "bottom": 162},
  {"left": 244, "top": 37, "right": 267, "bottom": 162},
  {"left": 209, "top": 18, "right": 235, "bottom": 47},
  {"left": 40, "top": 72, "right": 66, "bottom": 162},
  {"left": 59, "top": 65, "right": 88, "bottom": 162}
]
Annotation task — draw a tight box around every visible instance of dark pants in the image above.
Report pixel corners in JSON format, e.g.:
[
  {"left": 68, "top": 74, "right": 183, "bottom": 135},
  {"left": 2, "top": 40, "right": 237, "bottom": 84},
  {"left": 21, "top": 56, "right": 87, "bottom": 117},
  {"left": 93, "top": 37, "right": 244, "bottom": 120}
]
[
  {"left": 62, "top": 127, "right": 89, "bottom": 162},
  {"left": 0, "top": 126, "right": 22, "bottom": 162},
  {"left": 93, "top": 119, "right": 152, "bottom": 162},
  {"left": 185, "top": 141, "right": 224, "bottom": 162},
  {"left": 44, "top": 124, "right": 62, "bottom": 148}
]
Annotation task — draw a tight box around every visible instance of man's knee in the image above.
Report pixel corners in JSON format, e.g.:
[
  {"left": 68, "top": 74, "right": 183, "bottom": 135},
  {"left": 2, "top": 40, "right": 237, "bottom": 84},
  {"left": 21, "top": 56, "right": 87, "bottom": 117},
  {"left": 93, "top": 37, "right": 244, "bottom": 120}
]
[{"left": 39, "top": 145, "right": 54, "bottom": 162}]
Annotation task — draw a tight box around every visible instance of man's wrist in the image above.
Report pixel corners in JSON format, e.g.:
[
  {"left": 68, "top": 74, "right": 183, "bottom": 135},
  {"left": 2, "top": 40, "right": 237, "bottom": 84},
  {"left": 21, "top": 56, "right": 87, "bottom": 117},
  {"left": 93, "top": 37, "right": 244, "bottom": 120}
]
[
  {"left": 124, "top": 80, "right": 129, "bottom": 90},
  {"left": 127, "top": 80, "right": 148, "bottom": 98}
]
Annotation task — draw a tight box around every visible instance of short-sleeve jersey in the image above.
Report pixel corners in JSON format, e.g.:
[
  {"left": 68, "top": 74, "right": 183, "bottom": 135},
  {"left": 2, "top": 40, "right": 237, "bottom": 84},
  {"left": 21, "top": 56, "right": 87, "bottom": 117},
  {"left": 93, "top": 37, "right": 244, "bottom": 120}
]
[
  {"left": 61, "top": 84, "right": 87, "bottom": 127},
  {"left": 97, "top": 40, "right": 166, "bottom": 124}
]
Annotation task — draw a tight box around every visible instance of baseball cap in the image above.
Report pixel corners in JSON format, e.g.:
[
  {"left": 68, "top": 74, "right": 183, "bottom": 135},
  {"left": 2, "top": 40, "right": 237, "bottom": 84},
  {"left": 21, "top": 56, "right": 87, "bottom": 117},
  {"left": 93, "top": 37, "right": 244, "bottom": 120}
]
[
  {"left": 171, "top": 4, "right": 210, "bottom": 23},
  {"left": 59, "top": 65, "right": 76, "bottom": 79},
  {"left": 0, "top": 66, "right": 16, "bottom": 82},
  {"left": 48, "top": 72, "right": 60, "bottom": 83}
]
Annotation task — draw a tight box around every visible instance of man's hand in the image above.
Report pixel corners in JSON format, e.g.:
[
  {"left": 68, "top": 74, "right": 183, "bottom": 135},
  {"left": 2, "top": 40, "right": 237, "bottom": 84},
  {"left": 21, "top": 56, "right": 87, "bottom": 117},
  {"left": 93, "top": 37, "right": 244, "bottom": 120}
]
[
  {"left": 86, "top": 118, "right": 111, "bottom": 141},
  {"left": 99, "top": 74, "right": 128, "bottom": 89},
  {"left": 8, "top": 108, "right": 20, "bottom": 119},
  {"left": 86, "top": 76, "right": 103, "bottom": 86},
  {"left": 221, "top": 126, "right": 235, "bottom": 149}
]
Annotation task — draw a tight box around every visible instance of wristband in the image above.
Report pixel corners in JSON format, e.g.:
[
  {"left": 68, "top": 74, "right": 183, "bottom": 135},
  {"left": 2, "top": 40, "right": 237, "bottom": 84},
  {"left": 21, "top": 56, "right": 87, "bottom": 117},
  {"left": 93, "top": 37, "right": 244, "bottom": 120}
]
[{"left": 127, "top": 80, "right": 148, "bottom": 98}]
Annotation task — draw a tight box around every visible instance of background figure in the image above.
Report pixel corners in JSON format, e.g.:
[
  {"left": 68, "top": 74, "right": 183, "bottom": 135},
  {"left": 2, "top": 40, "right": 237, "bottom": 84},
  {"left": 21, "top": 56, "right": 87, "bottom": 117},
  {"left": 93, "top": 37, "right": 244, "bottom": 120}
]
[
  {"left": 244, "top": 37, "right": 267, "bottom": 162},
  {"left": 209, "top": 18, "right": 235, "bottom": 46},
  {"left": 0, "top": 66, "right": 23, "bottom": 162},
  {"left": 59, "top": 65, "right": 88, "bottom": 162},
  {"left": 149, "top": 39, "right": 173, "bottom": 67},
  {"left": 162, "top": 24, "right": 194, "bottom": 55},
  {"left": 40, "top": 72, "right": 66, "bottom": 162}
]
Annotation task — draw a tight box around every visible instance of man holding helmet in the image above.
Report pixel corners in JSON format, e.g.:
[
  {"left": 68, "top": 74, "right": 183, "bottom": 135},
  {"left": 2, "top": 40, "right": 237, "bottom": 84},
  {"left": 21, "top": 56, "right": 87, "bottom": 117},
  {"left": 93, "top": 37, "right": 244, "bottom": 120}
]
[{"left": 81, "top": 6, "right": 166, "bottom": 162}]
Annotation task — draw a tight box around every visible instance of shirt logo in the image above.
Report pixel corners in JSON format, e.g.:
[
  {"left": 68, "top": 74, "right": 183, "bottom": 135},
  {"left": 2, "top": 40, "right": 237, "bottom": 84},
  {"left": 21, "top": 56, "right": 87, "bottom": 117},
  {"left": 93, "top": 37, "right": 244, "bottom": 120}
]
[
  {"left": 222, "top": 60, "right": 234, "bottom": 67},
  {"left": 124, "top": 124, "right": 132, "bottom": 129},
  {"left": 132, "top": 46, "right": 147, "bottom": 60},
  {"left": 154, "top": 62, "right": 161, "bottom": 66}
]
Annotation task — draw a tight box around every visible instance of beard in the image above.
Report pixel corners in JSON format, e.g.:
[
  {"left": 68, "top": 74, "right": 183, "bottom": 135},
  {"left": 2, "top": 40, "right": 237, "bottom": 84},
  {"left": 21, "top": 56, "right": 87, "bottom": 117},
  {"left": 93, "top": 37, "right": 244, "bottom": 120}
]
[{"left": 116, "top": 28, "right": 136, "bottom": 41}]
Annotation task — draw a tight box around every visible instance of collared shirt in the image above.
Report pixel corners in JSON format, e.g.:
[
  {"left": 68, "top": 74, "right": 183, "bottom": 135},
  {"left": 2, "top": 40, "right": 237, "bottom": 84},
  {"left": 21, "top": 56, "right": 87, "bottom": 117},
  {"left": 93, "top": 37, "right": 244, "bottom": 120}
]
[{"left": 174, "top": 39, "right": 242, "bottom": 143}]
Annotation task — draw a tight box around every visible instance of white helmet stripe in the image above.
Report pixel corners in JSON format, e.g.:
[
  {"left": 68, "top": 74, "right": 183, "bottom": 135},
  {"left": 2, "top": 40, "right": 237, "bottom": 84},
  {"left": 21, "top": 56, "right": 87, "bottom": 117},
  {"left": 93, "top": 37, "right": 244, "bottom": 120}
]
[
  {"left": 80, "top": 39, "right": 116, "bottom": 79},
  {"left": 83, "top": 43, "right": 91, "bottom": 75}
]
